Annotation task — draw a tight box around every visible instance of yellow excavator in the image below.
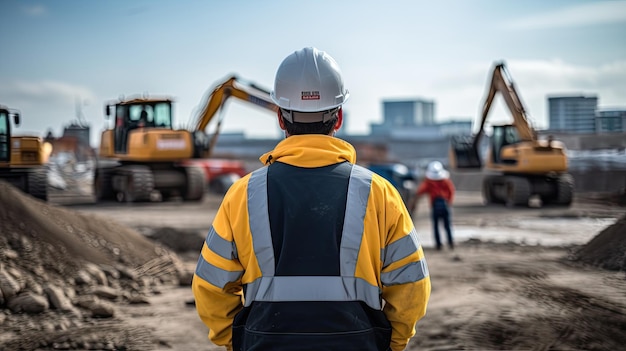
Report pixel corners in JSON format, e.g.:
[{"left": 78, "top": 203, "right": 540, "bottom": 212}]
[
  {"left": 95, "top": 75, "right": 278, "bottom": 202},
  {"left": 449, "top": 62, "right": 573, "bottom": 207},
  {"left": 0, "top": 105, "right": 48, "bottom": 201}
]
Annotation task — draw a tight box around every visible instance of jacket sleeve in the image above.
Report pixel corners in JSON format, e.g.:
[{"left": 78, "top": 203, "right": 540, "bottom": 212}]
[
  {"left": 415, "top": 179, "right": 429, "bottom": 197},
  {"left": 192, "top": 198, "right": 245, "bottom": 349},
  {"left": 446, "top": 179, "right": 456, "bottom": 204},
  {"left": 380, "top": 185, "right": 432, "bottom": 350}
]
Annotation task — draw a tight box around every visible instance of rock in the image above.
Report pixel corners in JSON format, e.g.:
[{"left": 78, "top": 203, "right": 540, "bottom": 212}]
[
  {"left": 90, "top": 302, "right": 115, "bottom": 318},
  {"left": 90, "top": 285, "right": 120, "bottom": 300},
  {"left": 52, "top": 341, "right": 71, "bottom": 350},
  {"left": 84, "top": 263, "right": 108, "bottom": 286},
  {"left": 0, "top": 268, "right": 22, "bottom": 300},
  {"left": 99, "top": 264, "right": 120, "bottom": 280},
  {"left": 24, "top": 275, "right": 43, "bottom": 295},
  {"left": 115, "top": 265, "right": 137, "bottom": 280},
  {"left": 6, "top": 267, "right": 26, "bottom": 290},
  {"left": 127, "top": 293, "right": 151, "bottom": 305},
  {"left": 2, "top": 249, "right": 18, "bottom": 260},
  {"left": 76, "top": 295, "right": 115, "bottom": 318},
  {"left": 44, "top": 284, "right": 74, "bottom": 311},
  {"left": 74, "top": 270, "right": 93, "bottom": 285},
  {"left": 7, "top": 292, "right": 49, "bottom": 313},
  {"left": 64, "top": 286, "right": 76, "bottom": 300}
]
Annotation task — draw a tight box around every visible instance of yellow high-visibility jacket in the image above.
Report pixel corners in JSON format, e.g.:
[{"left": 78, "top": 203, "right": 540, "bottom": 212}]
[{"left": 192, "top": 135, "right": 431, "bottom": 351}]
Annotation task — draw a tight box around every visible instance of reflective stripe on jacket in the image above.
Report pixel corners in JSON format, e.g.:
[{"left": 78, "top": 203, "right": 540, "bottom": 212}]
[{"left": 192, "top": 135, "right": 431, "bottom": 351}]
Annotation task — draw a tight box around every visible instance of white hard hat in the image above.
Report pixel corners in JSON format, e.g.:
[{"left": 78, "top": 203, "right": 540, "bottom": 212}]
[
  {"left": 271, "top": 47, "right": 350, "bottom": 117},
  {"left": 425, "top": 161, "right": 449, "bottom": 180}
]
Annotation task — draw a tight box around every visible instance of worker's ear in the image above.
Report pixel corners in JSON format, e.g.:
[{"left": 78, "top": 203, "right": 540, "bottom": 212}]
[
  {"left": 277, "top": 110, "right": 286, "bottom": 130},
  {"left": 334, "top": 108, "right": 343, "bottom": 131}
]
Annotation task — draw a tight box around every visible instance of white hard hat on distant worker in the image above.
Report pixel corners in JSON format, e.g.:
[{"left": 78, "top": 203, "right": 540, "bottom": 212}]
[
  {"left": 271, "top": 47, "right": 350, "bottom": 123},
  {"left": 425, "top": 161, "right": 450, "bottom": 181}
]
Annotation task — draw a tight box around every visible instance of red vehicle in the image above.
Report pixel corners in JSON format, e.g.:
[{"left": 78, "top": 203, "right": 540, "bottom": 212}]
[{"left": 182, "top": 158, "right": 248, "bottom": 194}]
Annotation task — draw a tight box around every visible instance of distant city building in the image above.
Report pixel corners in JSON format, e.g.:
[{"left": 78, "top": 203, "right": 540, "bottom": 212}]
[
  {"left": 62, "top": 123, "right": 91, "bottom": 146},
  {"left": 370, "top": 98, "right": 473, "bottom": 140},
  {"left": 385, "top": 125, "right": 444, "bottom": 141},
  {"left": 438, "top": 120, "right": 473, "bottom": 136},
  {"left": 371, "top": 98, "right": 435, "bottom": 136},
  {"left": 596, "top": 109, "right": 626, "bottom": 133},
  {"left": 548, "top": 95, "right": 598, "bottom": 133},
  {"left": 384, "top": 99, "right": 435, "bottom": 126}
]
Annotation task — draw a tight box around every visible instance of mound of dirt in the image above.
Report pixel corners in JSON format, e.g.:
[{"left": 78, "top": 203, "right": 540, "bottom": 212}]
[
  {"left": 573, "top": 213, "right": 626, "bottom": 271},
  {"left": 0, "top": 180, "right": 187, "bottom": 350},
  {"left": 145, "top": 227, "right": 205, "bottom": 253},
  {"left": 0, "top": 180, "right": 173, "bottom": 270}
]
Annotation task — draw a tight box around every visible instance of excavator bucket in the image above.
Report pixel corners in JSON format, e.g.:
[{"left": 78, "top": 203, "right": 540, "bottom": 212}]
[{"left": 450, "top": 135, "right": 482, "bottom": 169}]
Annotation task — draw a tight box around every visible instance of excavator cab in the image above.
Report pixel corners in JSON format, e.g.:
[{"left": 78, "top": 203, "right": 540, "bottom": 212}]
[
  {"left": 99, "top": 97, "right": 194, "bottom": 162},
  {"left": 450, "top": 124, "right": 522, "bottom": 168},
  {"left": 105, "top": 98, "right": 173, "bottom": 154},
  {"left": 0, "top": 108, "right": 14, "bottom": 163},
  {"left": 490, "top": 125, "right": 521, "bottom": 164}
]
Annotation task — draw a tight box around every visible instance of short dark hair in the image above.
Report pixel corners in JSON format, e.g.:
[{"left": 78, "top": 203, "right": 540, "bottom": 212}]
[{"left": 281, "top": 116, "right": 337, "bottom": 135}]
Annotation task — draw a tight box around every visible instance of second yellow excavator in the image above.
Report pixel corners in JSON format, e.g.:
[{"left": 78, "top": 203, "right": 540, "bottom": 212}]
[
  {"left": 449, "top": 62, "right": 574, "bottom": 207},
  {"left": 0, "top": 105, "right": 48, "bottom": 201},
  {"left": 95, "top": 75, "right": 278, "bottom": 202}
]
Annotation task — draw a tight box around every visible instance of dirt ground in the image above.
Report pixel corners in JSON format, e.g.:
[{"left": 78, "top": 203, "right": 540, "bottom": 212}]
[{"left": 1, "top": 180, "right": 626, "bottom": 351}]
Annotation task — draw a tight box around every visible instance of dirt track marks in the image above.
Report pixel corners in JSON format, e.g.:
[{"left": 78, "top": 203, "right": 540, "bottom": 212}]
[{"left": 468, "top": 258, "right": 626, "bottom": 351}]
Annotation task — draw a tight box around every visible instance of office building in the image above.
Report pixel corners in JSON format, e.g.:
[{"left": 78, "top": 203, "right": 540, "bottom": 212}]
[
  {"left": 548, "top": 95, "right": 597, "bottom": 133},
  {"left": 383, "top": 99, "right": 435, "bottom": 126},
  {"left": 371, "top": 98, "right": 436, "bottom": 136},
  {"left": 596, "top": 109, "right": 626, "bottom": 133}
]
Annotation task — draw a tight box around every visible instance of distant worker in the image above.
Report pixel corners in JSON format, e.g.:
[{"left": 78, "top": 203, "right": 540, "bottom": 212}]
[
  {"left": 409, "top": 161, "right": 455, "bottom": 251},
  {"left": 192, "top": 47, "right": 431, "bottom": 351},
  {"left": 138, "top": 109, "right": 148, "bottom": 128}
]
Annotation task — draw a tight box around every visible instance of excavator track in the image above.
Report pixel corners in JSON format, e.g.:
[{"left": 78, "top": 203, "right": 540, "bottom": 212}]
[
  {"left": 112, "top": 165, "right": 155, "bottom": 203},
  {"left": 485, "top": 175, "right": 531, "bottom": 207},
  {"left": 554, "top": 173, "right": 574, "bottom": 206},
  {"left": 482, "top": 175, "right": 500, "bottom": 205},
  {"left": 26, "top": 168, "right": 48, "bottom": 201},
  {"left": 504, "top": 176, "right": 531, "bottom": 207},
  {"left": 94, "top": 167, "right": 115, "bottom": 201},
  {"left": 182, "top": 165, "right": 206, "bottom": 201},
  {"left": 0, "top": 168, "right": 48, "bottom": 202}
]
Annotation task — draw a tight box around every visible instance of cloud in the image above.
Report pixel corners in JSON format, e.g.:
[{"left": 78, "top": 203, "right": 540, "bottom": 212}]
[
  {"left": 505, "top": 1, "right": 626, "bottom": 30},
  {"left": 21, "top": 4, "right": 47, "bottom": 17},
  {"left": 431, "top": 59, "right": 626, "bottom": 129},
  {"left": 0, "top": 80, "right": 98, "bottom": 136},
  {"left": 0, "top": 80, "right": 96, "bottom": 108}
]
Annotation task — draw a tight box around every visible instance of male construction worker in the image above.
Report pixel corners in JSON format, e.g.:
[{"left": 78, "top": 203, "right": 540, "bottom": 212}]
[{"left": 192, "top": 47, "right": 431, "bottom": 351}]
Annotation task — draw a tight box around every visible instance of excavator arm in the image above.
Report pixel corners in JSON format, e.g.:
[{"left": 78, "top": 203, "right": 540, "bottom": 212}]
[
  {"left": 451, "top": 61, "right": 539, "bottom": 169},
  {"left": 192, "top": 75, "right": 278, "bottom": 132},
  {"left": 473, "top": 62, "right": 536, "bottom": 149},
  {"left": 189, "top": 75, "right": 278, "bottom": 159}
]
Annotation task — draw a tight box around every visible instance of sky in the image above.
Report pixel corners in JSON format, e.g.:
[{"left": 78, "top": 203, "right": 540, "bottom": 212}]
[{"left": 1, "top": 0, "right": 625, "bottom": 147}]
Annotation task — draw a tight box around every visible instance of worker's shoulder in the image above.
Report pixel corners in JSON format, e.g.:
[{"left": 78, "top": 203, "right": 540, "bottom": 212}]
[{"left": 354, "top": 164, "right": 397, "bottom": 190}]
